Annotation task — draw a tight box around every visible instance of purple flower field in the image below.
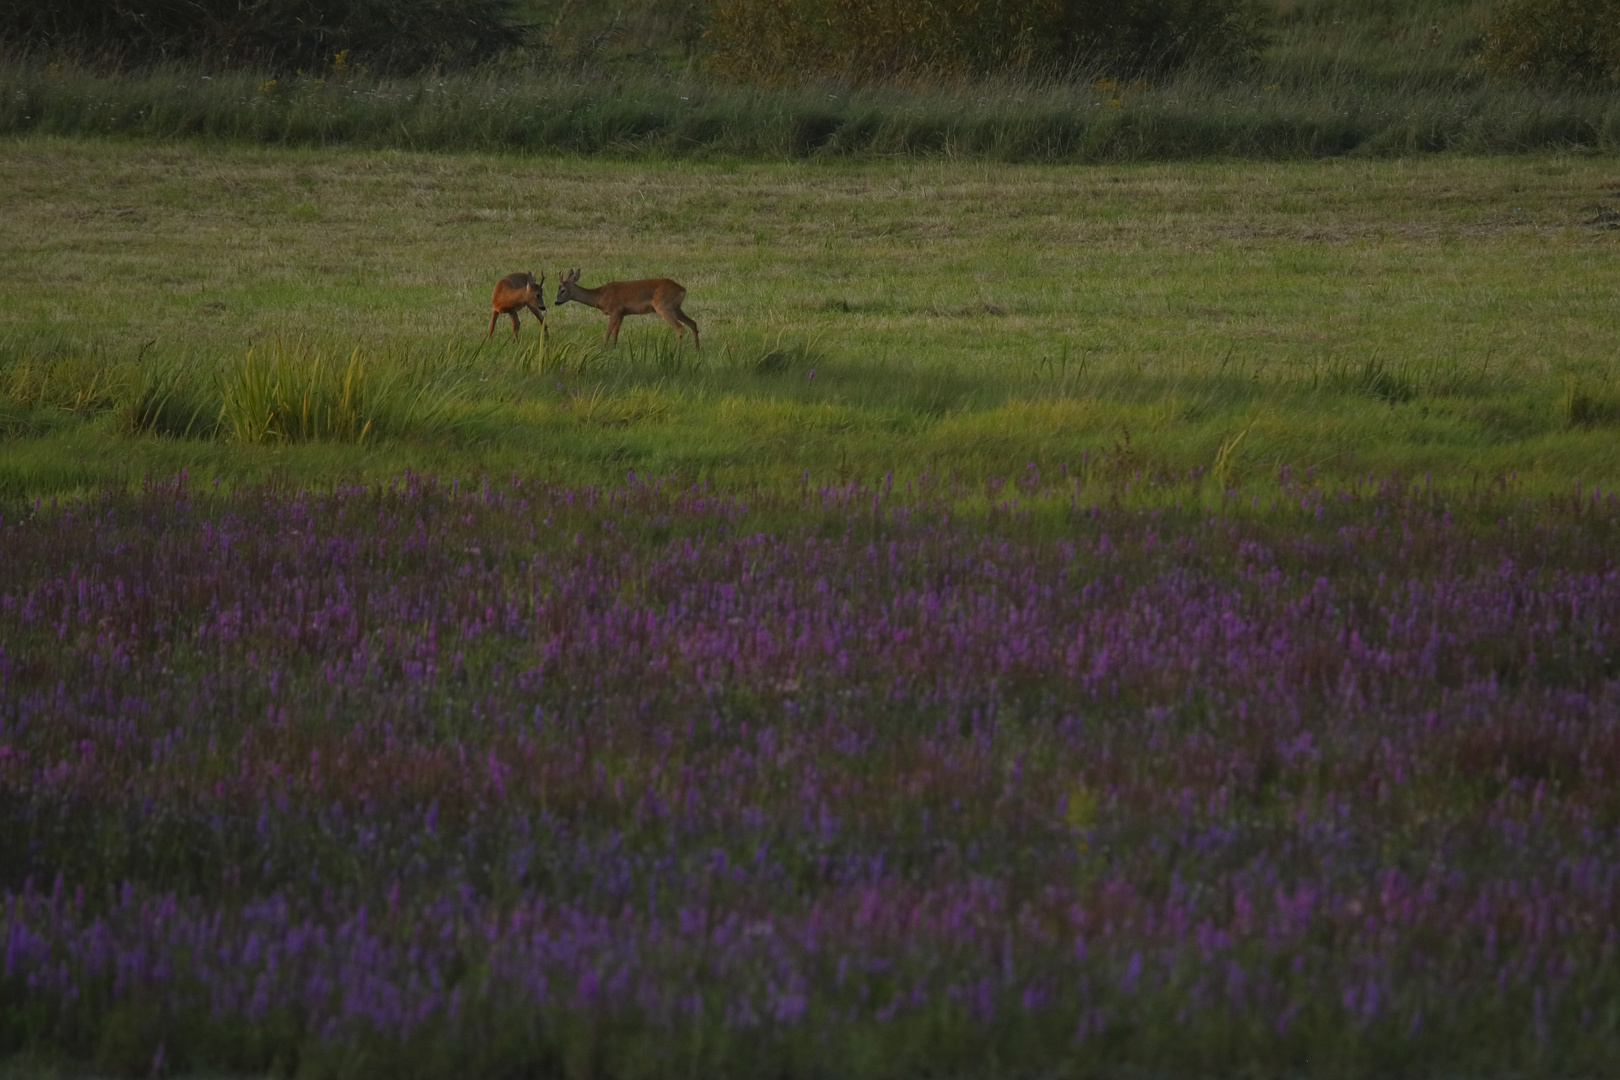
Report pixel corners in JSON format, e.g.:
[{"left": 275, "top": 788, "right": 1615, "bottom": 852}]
[{"left": 2, "top": 471, "right": 1619, "bottom": 1078}]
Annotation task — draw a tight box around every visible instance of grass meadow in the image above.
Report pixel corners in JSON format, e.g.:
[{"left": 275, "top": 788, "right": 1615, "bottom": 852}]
[
  {"left": 2, "top": 136, "right": 1620, "bottom": 501},
  {"left": 5, "top": 134, "right": 1620, "bottom": 1077}
]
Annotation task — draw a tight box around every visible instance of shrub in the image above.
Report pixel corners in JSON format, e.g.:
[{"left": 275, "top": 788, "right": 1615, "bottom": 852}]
[
  {"left": 1061, "top": 0, "right": 1269, "bottom": 74},
  {"left": 0, "top": 0, "right": 530, "bottom": 73},
  {"left": 705, "top": 0, "right": 1267, "bottom": 83},
  {"left": 1479, "top": 0, "right": 1620, "bottom": 86}
]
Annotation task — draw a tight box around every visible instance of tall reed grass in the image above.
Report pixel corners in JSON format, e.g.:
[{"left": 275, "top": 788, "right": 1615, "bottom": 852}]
[
  {"left": 3, "top": 49, "right": 1617, "bottom": 160},
  {"left": 124, "top": 353, "right": 220, "bottom": 439},
  {"left": 0, "top": 340, "right": 478, "bottom": 446},
  {"left": 219, "top": 343, "right": 373, "bottom": 443},
  {"left": 217, "top": 341, "right": 477, "bottom": 444}
]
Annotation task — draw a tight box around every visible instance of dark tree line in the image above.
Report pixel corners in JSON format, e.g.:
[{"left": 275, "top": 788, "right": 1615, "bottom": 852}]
[{"left": 0, "top": 0, "right": 529, "bottom": 73}]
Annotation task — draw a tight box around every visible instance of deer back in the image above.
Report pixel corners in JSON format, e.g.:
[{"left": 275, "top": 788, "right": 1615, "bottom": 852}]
[
  {"left": 595, "top": 278, "right": 684, "bottom": 315},
  {"left": 493, "top": 272, "right": 543, "bottom": 311}
]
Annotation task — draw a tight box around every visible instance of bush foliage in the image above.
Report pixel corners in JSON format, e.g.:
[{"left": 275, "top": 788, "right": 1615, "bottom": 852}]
[
  {"left": 704, "top": 0, "right": 1268, "bottom": 82},
  {"left": 1479, "top": 0, "right": 1620, "bottom": 86},
  {"left": 0, "top": 0, "right": 529, "bottom": 73}
]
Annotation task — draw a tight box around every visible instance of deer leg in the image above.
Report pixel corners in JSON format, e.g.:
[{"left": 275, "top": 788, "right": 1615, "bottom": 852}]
[
  {"left": 509, "top": 311, "right": 521, "bottom": 340},
  {"left": 678, "top": 311, "right": 700, "bottom": 351},
  {"left": 655, "top": 305, "right": 686, "bottom": 345},
  {"left": 606, "top": 313, "right": 623, "bottom": 344},
  {"left": 488, "top": 310, "right": 499, "bottom": 337}
]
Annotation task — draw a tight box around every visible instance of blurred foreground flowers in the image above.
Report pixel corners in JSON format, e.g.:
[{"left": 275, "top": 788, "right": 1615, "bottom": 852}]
[{"left": 2, "top": 471, "right": 1618, "bottom": 1077}]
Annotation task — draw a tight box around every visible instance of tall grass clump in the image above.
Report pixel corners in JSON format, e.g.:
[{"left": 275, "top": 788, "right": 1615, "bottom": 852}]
[
  {"left": 1, "top": 350, "right": 129, "bottom": 415},
  {"left": 123, "top": 354, "right": 220, "bottom": 439},
  {"left": 217, "top": 341, "right": 474, "bottom": 444},
  {"left": 1561, "top": 375, "right": 1620, "bottom": 428}
]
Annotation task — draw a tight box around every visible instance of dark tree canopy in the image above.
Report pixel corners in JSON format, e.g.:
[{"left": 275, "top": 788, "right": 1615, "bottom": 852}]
[{"left": 0, "top": 0, "right": 530, "bottom": 73}]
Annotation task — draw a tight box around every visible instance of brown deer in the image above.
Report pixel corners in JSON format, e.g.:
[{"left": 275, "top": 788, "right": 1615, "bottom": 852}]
[
  {"left": 554, "top": 269, "right": 700, "bottom": 350},
  {"left": 488, "top": 271, "right": 546, "bottom": 339}
]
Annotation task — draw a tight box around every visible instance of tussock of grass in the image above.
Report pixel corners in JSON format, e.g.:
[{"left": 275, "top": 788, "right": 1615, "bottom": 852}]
[
  {"left": 124, "top": 353, "right": 220, "bottom": 438},
  {"left": 218, "top": 341, "right": 478, "bottom": 444},
  {"left": 742, "top": 333, "right": 824, "bottom": 375},
  {"left": 1561, "top": 376, "right": 1620, "bottom": 429},
  {"left": 716, "top": 394, "right": 875, "bottom": 437},
  {"left": 0, "top": 337, "right": 480, "bottom": 450},
  {"left": 2, "top": 350, "right": 130, "bottom": 413},
  {"left": 568, "top": 383, "right": 681, "bottom": 427}
]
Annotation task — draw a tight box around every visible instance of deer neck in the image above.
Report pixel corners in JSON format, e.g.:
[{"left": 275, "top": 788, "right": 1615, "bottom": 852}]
[{"left": 566, "top": 282, "right": 603, "bottom": 310}]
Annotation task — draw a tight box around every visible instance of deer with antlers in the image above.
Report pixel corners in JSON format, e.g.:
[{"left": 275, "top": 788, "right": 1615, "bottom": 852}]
[
  {"left": 488, "top": 271, "right": 546, "bottom": 339},
  {"left": 554, "top": 269, "right": 699, "bottom": 350}
]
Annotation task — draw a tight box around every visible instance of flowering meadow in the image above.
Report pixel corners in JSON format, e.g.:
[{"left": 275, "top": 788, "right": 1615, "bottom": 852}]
[{"left": 2, "top": 470, "right": 1619, "bottom": 1078}]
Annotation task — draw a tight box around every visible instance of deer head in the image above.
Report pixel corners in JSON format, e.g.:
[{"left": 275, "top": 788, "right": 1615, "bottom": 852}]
[{"left": 556, "top": 269, "right": 582, "bottom": 306}]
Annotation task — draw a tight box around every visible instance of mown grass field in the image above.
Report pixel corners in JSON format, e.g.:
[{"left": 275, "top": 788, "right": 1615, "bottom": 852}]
[{"left": 3, "top": 136, "right": 1619, "bottom": 501}]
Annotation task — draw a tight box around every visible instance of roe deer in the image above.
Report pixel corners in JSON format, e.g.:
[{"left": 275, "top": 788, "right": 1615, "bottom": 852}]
[
  {"left": 554, "top": 269, "right": 699, "bottom": 350},
  {"left": 489, "top": 271, "right": 546, "bottom": 339}
]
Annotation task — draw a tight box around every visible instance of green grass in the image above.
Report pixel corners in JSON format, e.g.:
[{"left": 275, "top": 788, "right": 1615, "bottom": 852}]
[{"left": 2, "top": 135, "right": 1619, "bottom": 501}]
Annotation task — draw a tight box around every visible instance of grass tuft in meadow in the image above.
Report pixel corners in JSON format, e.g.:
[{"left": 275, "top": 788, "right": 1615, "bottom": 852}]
[{"left": 216, "top": 340, "right": 478, "bottom": 445}]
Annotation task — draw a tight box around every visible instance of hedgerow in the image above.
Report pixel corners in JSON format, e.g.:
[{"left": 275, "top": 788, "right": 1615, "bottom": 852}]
[
  {"left": 0, "top": 0, "right": 529, "bottom": 73},
  {"left": 704, "top": 0, "right": 1268, "bottom": 82}
]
